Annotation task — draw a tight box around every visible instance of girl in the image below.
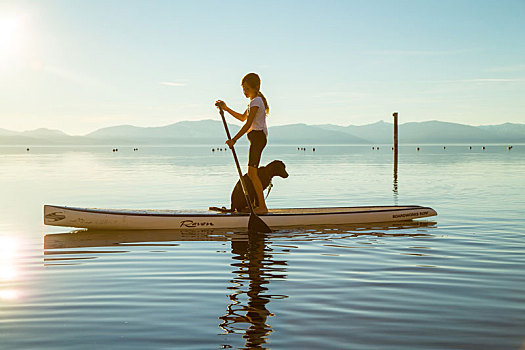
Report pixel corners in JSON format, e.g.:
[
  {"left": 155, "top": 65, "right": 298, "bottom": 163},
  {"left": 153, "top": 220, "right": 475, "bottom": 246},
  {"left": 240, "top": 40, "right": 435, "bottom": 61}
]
[{"left": 216, "top": 73, "right": 269, "bottom": 214}]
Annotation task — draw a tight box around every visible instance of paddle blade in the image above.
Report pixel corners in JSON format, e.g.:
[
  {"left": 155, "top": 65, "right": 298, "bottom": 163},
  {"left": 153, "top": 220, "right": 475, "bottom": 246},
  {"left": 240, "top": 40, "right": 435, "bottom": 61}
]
[{"left": 248, "top": 213, "right": 272, "bottom": 233}]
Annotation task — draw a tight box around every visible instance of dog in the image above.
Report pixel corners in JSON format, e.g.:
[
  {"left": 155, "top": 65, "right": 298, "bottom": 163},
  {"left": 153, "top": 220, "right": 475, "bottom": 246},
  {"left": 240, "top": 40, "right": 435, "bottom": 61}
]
[{"left": 228, "top": 160, "right": 288, "bottom": 212}]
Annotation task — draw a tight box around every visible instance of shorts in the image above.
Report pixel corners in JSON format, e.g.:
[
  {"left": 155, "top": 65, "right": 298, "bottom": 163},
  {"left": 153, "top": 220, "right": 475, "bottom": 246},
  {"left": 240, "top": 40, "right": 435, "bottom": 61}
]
[{"left": 247, "top": 130, "right": 267, "bottom": 168}]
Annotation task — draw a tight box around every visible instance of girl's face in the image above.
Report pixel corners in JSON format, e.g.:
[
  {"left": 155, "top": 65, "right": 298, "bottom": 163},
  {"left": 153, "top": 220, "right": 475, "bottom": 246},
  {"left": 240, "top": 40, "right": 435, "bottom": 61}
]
[{"left": 242, "top": 83, "right": 257, "bottom": 99}]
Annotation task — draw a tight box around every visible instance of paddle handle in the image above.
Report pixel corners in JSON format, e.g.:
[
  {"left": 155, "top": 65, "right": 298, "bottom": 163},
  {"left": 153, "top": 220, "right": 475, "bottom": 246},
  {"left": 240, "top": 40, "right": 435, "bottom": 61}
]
[{"left": 218, "top": 107, "right": 256, "bottom": 213}]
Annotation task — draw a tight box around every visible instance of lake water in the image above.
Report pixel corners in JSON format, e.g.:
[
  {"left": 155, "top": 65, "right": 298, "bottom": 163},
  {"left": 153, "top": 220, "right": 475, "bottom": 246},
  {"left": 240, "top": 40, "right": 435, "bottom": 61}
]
[{"left": 1, "top": 144, "right": 524, "bottom": 349}]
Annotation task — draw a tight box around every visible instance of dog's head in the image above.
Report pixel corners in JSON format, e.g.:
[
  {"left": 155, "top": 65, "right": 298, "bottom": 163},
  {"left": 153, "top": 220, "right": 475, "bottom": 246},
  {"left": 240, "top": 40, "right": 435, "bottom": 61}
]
[{"left": 267, "top": 160, "right": 289, "bottom": 178}]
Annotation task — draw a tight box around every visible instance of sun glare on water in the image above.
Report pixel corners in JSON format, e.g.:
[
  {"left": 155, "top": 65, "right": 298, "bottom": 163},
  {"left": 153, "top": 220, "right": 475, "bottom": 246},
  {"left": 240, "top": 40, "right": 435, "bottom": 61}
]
[{"left": 0, "top": 236, "right": 19, "bottom": 301}]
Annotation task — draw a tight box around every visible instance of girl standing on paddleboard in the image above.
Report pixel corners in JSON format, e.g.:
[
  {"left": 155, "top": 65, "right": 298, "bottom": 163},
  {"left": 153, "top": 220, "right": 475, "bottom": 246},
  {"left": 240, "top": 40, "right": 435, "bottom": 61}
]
[{"left": 216, "top": 73, "right": 269, "bottom": 214}]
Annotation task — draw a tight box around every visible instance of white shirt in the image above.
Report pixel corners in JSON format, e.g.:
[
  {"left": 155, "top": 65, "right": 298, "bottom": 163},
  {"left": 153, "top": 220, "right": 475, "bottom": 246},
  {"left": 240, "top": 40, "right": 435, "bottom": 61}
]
[{"left": 247, "top": 96, "right": 268, "bottom": 136}]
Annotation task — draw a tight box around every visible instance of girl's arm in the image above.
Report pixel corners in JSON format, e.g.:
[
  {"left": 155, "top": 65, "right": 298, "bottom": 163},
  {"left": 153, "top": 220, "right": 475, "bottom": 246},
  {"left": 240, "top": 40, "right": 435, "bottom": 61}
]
[
  {"left": 225, "top": 106, "right": 247, "bottom": 122},
  {"left": 226, "top": 106, "right": 259, "bottom": 147},
  {"left": 216, "top": 100, "right": 247, "bottom": 122}
]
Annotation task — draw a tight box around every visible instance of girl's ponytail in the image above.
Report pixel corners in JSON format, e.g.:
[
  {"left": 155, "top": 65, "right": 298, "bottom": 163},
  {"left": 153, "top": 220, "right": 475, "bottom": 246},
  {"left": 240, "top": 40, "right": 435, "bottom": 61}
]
[{"left": 257, "top": 91, "right": 270, "bottom": 115}]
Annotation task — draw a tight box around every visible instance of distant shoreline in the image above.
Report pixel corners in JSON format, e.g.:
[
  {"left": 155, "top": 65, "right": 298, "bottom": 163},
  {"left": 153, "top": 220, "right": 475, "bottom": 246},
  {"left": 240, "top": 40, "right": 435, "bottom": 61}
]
[{"left": 2, "top": 120, "right": 525, "bottom": 145}]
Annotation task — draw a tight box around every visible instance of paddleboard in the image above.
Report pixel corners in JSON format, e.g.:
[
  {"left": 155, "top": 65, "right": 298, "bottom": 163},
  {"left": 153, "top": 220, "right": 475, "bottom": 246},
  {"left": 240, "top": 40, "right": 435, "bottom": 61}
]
[{"left": 44, "top": 204, "right": 437, "bottom": 230}]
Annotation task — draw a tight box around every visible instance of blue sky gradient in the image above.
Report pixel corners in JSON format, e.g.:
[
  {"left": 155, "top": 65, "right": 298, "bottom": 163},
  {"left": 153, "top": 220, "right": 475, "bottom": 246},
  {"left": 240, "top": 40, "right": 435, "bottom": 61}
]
[{"left": 1, "top": 0, "right": 524, "bottom": 134}]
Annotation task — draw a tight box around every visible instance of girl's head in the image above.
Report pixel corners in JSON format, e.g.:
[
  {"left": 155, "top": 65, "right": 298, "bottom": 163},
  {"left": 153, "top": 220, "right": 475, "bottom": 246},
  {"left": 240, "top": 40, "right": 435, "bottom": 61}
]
[{"left": 241, "top": 72, "right": 269, "bottom": 114}]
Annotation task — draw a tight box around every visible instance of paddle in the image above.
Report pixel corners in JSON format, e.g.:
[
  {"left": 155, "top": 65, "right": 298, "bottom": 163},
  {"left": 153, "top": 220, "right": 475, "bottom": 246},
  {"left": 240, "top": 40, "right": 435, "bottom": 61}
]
[{"left": 216, "top": 104, "right": 272, "bottom": 233}]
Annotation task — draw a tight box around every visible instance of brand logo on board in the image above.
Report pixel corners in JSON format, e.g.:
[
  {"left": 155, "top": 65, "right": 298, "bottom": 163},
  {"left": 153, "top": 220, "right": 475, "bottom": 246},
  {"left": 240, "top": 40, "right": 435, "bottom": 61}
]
[
  {"left": 180, "top": 220, "right": 214, "bottom": 228},
  {"left": 45, "top": 212, "right": 66, "bottom": 222}
]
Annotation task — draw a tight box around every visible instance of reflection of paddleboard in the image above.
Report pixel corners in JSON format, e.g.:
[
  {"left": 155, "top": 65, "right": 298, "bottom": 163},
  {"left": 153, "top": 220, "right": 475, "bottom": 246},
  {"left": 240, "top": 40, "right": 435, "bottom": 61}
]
[
  {"left": 44, "top": 220, "right": 436, "bottom": 250},
  {"left": 44, "top": 204, "right": 437, "bottom": 230}
]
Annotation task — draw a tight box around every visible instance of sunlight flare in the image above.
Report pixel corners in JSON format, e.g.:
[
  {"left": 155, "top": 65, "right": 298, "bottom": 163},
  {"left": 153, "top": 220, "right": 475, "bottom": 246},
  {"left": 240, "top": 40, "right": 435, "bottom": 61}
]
[
  {"left": 0, "top": 14, "right": 25, "bottom": 54},
  {"left": 0, "top": 236, "right": 18, "bottom": 281},
  {"left": 0, "top": 16, "right": 19, "bottom": 50},
  {"left": 0, "top": 289, "right": 19, "bottom": 300}
]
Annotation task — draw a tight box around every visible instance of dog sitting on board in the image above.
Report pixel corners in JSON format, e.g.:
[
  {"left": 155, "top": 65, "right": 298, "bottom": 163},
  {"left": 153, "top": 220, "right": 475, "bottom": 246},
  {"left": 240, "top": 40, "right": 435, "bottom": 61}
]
[{"left": 210, "top": 160, "right": 289, "bottom": 213}]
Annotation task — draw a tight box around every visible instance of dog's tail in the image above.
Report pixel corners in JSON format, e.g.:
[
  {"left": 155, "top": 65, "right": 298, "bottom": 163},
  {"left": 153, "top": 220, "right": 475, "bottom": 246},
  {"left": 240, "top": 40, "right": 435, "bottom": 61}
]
[{"left": 209, "top": 206, "right": 235, "bottom": 213}]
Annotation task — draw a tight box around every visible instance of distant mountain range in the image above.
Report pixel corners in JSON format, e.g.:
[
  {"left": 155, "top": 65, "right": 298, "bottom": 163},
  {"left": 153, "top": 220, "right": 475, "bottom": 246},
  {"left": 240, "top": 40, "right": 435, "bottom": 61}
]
[{"left": 1, "top": 120, "right": 524, "bottom": 145}]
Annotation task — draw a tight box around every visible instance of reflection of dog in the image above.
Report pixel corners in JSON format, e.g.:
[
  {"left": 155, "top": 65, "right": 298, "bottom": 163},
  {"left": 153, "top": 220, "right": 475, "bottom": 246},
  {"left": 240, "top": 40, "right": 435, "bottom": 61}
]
[{"left": 230, "top": 160, "right": 289, "bottom": 212}]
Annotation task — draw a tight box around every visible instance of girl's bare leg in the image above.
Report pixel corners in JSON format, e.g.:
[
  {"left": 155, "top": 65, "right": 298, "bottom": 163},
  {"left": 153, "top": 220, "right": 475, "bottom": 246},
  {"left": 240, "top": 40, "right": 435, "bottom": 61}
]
[{"left": 248, "top": 166, "right": 268, "bottom": 214}]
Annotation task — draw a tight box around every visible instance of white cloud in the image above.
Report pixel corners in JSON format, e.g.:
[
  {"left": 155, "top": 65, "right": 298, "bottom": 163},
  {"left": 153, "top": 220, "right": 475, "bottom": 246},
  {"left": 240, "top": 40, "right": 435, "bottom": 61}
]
[
  {"left": 486, "top": 64, "right": 525, "bottom": 73},
  {"left": 160, "top": 81, "right": 186, "bottom": 87},
  {"left": 362, "top": 49, "right": 474, "bottom": 56},
  {"left": 438, "top": 78, "right": 525, "bottom": 83}
]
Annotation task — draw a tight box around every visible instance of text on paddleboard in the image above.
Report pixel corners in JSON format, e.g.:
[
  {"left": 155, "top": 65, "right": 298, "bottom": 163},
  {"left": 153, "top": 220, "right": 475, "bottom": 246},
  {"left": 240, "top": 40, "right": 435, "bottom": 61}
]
[
  {"left": 180, "top": 220, "right": 215, "bottom": 228},
  {"left": 392, "top": 211, "right": 429, "bottom": 219}
]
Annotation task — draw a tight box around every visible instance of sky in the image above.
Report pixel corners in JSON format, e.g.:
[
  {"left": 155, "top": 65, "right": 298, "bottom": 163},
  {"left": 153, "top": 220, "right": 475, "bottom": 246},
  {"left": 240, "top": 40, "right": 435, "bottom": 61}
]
[{"left": 0, "top": 0, "right": 524, "bottom": 135}]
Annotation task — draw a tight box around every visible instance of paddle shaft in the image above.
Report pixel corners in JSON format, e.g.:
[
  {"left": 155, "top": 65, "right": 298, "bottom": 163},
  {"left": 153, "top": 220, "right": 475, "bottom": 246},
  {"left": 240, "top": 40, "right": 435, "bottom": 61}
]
[{"left": 218, "top": 108, "right": 257, "bottom": 214}]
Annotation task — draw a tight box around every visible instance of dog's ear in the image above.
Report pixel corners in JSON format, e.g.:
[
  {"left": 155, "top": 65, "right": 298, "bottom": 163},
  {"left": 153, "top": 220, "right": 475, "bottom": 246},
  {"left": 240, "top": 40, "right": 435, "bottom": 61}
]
[{"left": 276, "top": 160, "right": 289, "bottom": 178}]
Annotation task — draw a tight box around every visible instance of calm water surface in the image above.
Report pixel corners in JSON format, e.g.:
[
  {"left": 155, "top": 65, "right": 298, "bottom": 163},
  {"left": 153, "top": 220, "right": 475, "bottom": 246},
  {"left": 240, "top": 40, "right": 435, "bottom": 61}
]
[{"left": 1, "top": 144, "right": 524, "bottom": 349}]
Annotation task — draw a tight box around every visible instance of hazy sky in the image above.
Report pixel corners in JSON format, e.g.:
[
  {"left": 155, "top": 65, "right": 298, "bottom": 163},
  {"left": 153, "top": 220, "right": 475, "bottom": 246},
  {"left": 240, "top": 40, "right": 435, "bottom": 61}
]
[{"left": 1, "top": 0, "right": 524, "bottom": 134}]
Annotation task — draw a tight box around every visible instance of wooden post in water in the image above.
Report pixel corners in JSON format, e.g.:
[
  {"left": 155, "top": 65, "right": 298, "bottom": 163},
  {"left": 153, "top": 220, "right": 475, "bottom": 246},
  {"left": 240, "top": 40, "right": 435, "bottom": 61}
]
[
  {"left": 393, "top": 112, "right": 398, "bottom": 166},
  {"left": 393, "top": 112, "right": 399, "bottom": 200}
]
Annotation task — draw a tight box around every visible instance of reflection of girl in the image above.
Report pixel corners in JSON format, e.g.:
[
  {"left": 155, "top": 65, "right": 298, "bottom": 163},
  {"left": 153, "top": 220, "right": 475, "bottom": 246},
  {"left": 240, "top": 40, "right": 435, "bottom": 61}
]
[{"left": 216, "top": 73, "right": 269, "bottom": 214}]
